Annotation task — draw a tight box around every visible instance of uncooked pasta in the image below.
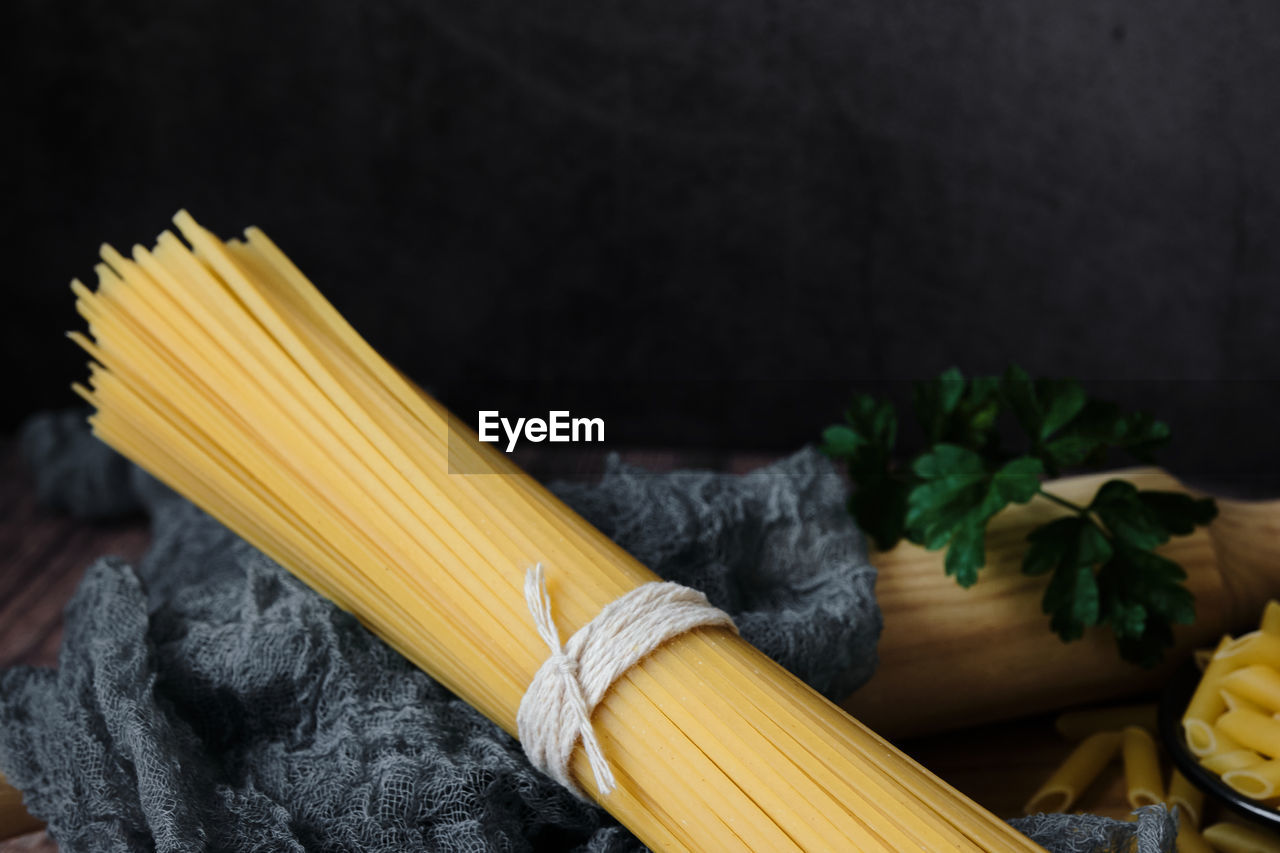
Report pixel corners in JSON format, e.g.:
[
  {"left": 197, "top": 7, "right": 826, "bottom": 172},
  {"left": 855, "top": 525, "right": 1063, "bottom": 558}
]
[{"left": 70, "top": 211, "right": 1044, "bottom": 852}]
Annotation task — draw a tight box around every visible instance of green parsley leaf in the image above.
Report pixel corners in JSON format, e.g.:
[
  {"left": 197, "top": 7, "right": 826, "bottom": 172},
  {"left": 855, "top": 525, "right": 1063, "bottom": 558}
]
[
  {"left": 1027, "top": 517, "right": 1111, "bottom": 641},
  {"left": 945, "top": 517, "right": 988, "bottom": 588},
  {"left": 1137, "top": 491, "right": 1219, "bottom": 535},
  {"left": 1041, "top": 400, "right": 1171, "bottom": 474},
  {"left": 1024, "top": 517, "right": 1110, "bottom": 576},
  {"left": 1096, "top": 543, "right": 1195, "bottom": 666},
  {"left": 1045, "top": 563, "right": 1101, "bottom": 642},
  {"left": 913, "top": 366, "right": 966, "bottom": 445},
  {"left": 819, "top": 393, "right": 908, "bottom": 550},
  {"left": 1119, "top": 412, "right": 1173, "bottom": 462},
  {"left": 991, "top": 455, "right": 1045, "bottom": 504},
  {"left": 823, "top": 364, "right": 1215, "bottom": 667},
  {"left": 1023, "top": 517, "right": 1081, "bottom": 577},
  {"left": 906, "top": 445, "right": 989, "bottom": 550},
  {"left": 1001, "top": 365, "right": 1172, "bottom": 475},
  {"left": 1002, "top": 365, "right": 1088, "bottom": 443},
  {"left": 1089, "top": 481, "right": 1216, "bottom": 554},
  {"left": 819, "top": 425, "right": 865, "bottom": 457},
  {"left": 1090, "top": 480, "right": 1170, "bottom": 550},
  {"left": 906, "top": 446, "right": 1043, "bottom": 586},
  {"left": 914, "top": 368, "right": 1002, "bottom": 451},
  {"left": 845, "top": 393, "right": 897, "bottom": 450}
]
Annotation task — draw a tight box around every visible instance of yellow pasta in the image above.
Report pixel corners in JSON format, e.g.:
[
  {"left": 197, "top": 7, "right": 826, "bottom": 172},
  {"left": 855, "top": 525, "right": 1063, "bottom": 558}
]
[
  {"left": 1186, "top": 637, "right": 1242, "bottom": 756},
  {"left": 1224, "top": 758, "right": 1280, "bottom": 800},
  {"left": 1121, "top": 726, "right": 1164, "bottom": 807},
  {"left": 1219, "top": 633, "right": 1280, "bottom": 668},
  {"left": 1023, "top": 731, "right": 1121, "bottom": 814},
  {"left": 69, "top": 212, "right": 1043, "bottom": 852},
  {"left": 1203, "top": 821, "right": 1280, "bottom": 853},
  {"left": 1225, "top": 666, "right": 1280, "bottom": 713},
  {"left": 1202, "top": 748, "right": 1266, "bottom": 775},
  {"left": 1167, "top": 768, "right": 1204, "bottom": 828},
  {"left": 1219, "top": 708, "right": 1280, "bottom": 759},
  {"left": 1225, "top": 689, "right": 1273, "bottom": 716},
  {"left": 1054, "top": 705, "right": 1157, "bottom": 741},
  {"left": 1184, "top": 606, "right": 1280, "bottom": 816},
  {"left": 1176, "top": 822, "right": 1216, "bottom": 853}
]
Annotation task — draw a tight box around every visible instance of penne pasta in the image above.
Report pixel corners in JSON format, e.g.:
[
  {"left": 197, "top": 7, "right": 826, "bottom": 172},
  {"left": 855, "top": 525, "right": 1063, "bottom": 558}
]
[
  {"left": 1225, "top": 689, "right": 1272, "bottom": 716},
  {"left": 1186, "top": 637, "right": 1243, "bottom": 756},
  {"left": 1175, "top": 822, "right": 1216, "bottom": 853},
  {"left": 1218, "top": 632, "right": 1280, "bottom": 668},
  {"left": 1218, "top": 708, "right": 1280, "bottom": 759},
  {"left": 1224, "top": 758, "right": 1280, "bottom": 800},
  {"left": 1121, "top": 726, "right": 1163, "bottom": 808},
  {"left": 1202, "top": 748, "right": 1266, "bottom": 775},
  {"left": 1205, "top": 725, "right": 1250, "bottom": 760},
  {"left": 1023, "top": 731, "right": 1122, "bottom": 814},
  {"left": 1172, "top": 608, "right": 1280, "bottom": 824},
  {"left": 1225, "top": 666, "right": 1280, "bottom": 714},
  {"left": 1203, "top": 821, "right": 1280, "bottom": 853},
  {"left": 1167, "top": 768, "right": 1204, "bottom": 828}
]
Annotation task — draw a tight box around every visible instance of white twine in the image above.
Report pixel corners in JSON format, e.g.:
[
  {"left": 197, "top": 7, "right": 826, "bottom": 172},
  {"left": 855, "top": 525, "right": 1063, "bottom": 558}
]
[{"left": 516, "top": 562, "right": 737, "bottom": 798}]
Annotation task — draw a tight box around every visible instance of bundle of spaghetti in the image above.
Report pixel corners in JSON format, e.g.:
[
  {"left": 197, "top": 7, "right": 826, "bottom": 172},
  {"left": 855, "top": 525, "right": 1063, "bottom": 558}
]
[{"left": 69, "top": 211, "right": 1043, "bottom": 852}]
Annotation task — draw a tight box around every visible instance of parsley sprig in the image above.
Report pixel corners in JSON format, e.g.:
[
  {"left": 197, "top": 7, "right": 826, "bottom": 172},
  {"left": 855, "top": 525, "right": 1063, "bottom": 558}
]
[{"left": 821, "top": 366, "right": 1217, "bottom": 667}]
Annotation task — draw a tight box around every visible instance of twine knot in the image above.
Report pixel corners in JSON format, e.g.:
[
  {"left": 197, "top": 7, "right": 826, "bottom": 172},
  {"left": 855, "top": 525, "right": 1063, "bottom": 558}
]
[{"left": 516, "top": 563, "right": 736, "bottom": 798}]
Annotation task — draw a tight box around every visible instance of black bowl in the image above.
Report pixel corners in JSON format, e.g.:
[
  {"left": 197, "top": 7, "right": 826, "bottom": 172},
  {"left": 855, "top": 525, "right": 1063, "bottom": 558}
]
[{"left": 1159, "top": 658, "right": 1280, "bottom": 829}]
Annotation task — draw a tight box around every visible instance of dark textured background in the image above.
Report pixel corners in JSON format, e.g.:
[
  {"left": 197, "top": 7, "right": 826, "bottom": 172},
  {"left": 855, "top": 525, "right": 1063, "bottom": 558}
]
[{"left": 4, "top": 0, "right": 1280, "bottom": 491}]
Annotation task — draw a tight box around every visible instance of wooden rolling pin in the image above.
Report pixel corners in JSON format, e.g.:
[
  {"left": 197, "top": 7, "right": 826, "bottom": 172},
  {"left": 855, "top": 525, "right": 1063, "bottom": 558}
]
[{"left": 842, "top": 467, "right": 1280, "bottom": 738}]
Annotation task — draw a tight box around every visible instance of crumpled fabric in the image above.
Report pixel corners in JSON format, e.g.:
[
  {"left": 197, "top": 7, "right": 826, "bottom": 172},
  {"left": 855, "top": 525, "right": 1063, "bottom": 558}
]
[
  {"left": 1010, "top": 807, "right": 1177, "bottom": 853},
  {"left": 0, "top": 411, "right": 1176, "bottom": 852}
]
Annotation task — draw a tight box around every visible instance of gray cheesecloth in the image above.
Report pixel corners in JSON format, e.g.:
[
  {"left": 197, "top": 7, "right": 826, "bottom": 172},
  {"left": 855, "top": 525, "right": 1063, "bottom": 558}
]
[{"left": 0, "top": 412, "right": 1176, "bottom": 852}]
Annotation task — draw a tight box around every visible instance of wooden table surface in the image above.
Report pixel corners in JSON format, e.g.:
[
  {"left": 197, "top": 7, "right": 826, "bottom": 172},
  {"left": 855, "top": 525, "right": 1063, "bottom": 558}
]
[{"left": 0, "top": 441, "right": 1141, "bottom": 850}]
